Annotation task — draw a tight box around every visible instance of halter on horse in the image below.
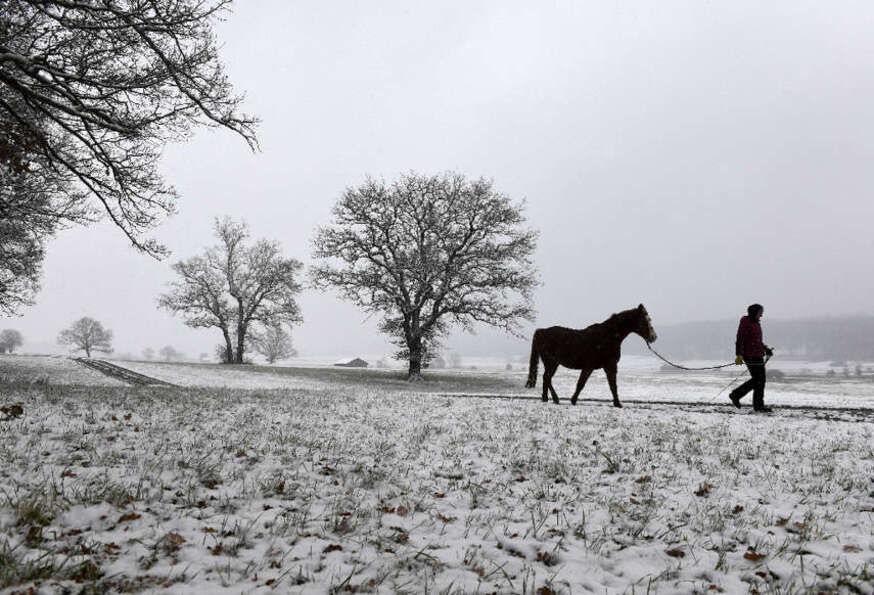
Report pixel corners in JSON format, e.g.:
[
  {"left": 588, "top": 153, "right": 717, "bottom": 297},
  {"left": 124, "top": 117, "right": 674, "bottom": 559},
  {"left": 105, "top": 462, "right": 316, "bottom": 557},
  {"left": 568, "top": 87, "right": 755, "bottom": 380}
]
[{"left": 525, "top": 304, "right": 657, "bottom": 407}]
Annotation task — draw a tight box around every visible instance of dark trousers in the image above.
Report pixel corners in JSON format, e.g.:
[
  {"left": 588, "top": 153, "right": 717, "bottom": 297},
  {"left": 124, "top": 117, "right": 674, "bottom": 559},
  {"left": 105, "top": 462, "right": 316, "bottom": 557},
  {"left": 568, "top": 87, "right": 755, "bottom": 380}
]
[{"left": 731, "top": 357, "right": 766, "bottom": 409}]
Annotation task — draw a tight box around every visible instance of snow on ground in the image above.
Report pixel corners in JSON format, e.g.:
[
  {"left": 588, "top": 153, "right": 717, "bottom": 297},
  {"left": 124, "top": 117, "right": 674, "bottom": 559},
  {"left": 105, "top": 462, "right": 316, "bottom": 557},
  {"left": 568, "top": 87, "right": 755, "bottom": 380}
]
[
  {"left": 1, "top": 362, "right": 873, "bottom": 593},
  {"left": 116, "top": 360, "right": 340, "bottom": 390},
  {"left": 0, "top": 374, "right": 874, "bottom": 593},
  {"left": 116, "top": 356, "right": 874, "bottom": 410},
  {"left": 0, "top": 355, "right": 125, "bottom": 387},
  {"left": 536, "top": 365, "right": 874, "bottom": 409},
  {"left": 114, "top": 360, "right": 432, "bottom": 394}
]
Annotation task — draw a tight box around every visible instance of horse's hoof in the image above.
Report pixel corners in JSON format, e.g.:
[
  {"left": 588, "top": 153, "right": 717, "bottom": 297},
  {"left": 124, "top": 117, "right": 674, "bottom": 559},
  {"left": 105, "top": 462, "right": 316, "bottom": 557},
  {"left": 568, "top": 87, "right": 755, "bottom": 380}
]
[
  {"left": 570, "top": 400, "right": 577, "bottom": 406},
  {"left": 613, "top": 402, "right": 623, "bottom": 408}
]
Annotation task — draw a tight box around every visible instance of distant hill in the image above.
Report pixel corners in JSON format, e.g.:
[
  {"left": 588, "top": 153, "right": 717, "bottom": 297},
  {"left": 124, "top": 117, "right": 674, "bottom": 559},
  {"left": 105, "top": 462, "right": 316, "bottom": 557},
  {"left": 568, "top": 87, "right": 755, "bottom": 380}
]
[
  {"left": 441, "top": 315, "right": 874, "bottom": 364},
  {"left": 625, "top": 315, "right": 874, "bottom": 362}
]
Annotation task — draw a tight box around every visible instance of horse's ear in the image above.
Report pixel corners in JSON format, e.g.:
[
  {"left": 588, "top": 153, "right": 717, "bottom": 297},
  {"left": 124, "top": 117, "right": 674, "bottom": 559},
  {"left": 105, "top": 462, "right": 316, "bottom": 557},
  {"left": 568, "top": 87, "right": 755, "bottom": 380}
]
[{"left": 638, "top": 303, "right": 644, "bottom": 311}]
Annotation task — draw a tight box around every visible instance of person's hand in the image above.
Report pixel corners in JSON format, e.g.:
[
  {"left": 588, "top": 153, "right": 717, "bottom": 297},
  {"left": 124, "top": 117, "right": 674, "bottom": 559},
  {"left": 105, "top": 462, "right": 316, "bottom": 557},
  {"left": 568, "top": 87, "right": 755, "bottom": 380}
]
[
  {"left": 735, "top": 355, "right": 744, "bottom": 365},
  {"left": 765, "top": 346, "right": 774, "bottom": 357}
]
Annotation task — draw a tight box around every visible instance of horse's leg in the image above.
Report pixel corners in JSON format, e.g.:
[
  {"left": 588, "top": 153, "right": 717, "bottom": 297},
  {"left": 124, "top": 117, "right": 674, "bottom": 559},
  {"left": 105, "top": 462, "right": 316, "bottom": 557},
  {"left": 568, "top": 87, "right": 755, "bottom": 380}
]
[
  {"left": 540, "top": 358, "right": 552, "bottom": 402},
  {"left": 542, "top": 360, "right": 560, "bottom": 404},
  {"left": 604, "top": 363, "right": 622, "bottom": 408},
  {"left": 569, "top": 368, "right": 593, "bottom": 405}
]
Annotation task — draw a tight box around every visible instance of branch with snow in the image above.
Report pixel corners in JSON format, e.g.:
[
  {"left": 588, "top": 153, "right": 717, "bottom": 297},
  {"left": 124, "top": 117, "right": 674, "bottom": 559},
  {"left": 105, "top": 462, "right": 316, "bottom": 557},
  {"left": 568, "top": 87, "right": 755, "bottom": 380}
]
[{"left": 0, "top": 0, "right": 258, "bottom": 257}]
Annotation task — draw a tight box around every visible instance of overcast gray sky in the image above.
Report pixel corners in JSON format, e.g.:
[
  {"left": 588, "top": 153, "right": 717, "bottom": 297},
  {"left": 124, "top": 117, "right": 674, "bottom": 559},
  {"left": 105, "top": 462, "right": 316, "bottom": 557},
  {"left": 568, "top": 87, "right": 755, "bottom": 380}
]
[{"left": 9, "top": 0, "right": 874, "bottom": 360}]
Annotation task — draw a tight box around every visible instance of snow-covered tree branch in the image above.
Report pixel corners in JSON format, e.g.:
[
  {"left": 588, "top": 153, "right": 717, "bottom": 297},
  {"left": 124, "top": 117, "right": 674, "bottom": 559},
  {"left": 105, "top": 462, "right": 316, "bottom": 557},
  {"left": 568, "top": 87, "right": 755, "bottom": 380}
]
[{"left": 0, "top": 0, "right": 258, "bottom": 259}]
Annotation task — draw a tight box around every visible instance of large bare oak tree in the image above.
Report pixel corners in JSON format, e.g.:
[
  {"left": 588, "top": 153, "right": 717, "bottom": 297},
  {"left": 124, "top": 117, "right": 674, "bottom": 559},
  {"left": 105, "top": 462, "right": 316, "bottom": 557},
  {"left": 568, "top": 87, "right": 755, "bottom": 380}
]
[
  {"left": 1, "top": 0, "right": 257, "bottom": 313},
  {"left": 311, "top": 172, "right": 538, "bottom": 380},
  {"left": 159, "top": 218, "right": 303, "bottom": 364}
]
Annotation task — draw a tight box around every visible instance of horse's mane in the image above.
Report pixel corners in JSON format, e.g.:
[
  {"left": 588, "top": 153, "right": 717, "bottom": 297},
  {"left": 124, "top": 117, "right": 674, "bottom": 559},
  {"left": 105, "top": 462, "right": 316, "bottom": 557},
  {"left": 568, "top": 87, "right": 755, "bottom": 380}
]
[
  {"left": 582, "top": 307, "right": 638, "bottom": 332},
  {"left": 606, "top": 308, "right": 639, "bottom": 324}
]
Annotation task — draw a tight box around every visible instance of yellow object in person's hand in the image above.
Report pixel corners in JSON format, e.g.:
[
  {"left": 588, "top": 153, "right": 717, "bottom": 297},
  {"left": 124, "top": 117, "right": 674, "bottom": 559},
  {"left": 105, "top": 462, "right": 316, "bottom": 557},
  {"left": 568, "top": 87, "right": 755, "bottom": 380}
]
[{"left": 735, "top": 355, "right": 744, "bottom": 365}]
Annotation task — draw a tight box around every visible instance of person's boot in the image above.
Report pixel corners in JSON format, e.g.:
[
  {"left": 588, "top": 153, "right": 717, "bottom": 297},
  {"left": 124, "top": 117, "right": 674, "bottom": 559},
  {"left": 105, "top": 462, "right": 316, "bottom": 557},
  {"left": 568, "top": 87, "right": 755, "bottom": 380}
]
[{"left": 729, "top": 392, "right": 742, "bottom": 408}]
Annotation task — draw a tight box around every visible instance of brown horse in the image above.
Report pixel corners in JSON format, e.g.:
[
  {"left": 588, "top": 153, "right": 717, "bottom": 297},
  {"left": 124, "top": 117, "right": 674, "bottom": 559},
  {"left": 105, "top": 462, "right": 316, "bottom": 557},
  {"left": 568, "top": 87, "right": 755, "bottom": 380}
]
[{"left": 525, "top": 304, "right": 657, "bottom": 407}]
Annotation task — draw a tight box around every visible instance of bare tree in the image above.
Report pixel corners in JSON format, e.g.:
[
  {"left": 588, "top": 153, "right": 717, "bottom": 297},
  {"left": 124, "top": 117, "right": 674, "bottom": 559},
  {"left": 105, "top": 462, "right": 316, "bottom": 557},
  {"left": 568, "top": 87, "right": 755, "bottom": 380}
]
[
  {"left": 254, "top": 325, "right": 297, "bottom": 364},
  {"left": 311, "top": 172, "right": 538, "bottom": 380},
  {"left": 159, "top": 218, "right": 303, "bottom": 364},
  {"left": 57, "top": 317, "right": 112, "bottom": 357},
  {"left": 142, "top": 347, "right": 155, "bottom": 361},
  {"left": 0, "top": 328, "right": 23, "bottom": 353},
  {"left": 0, "top": 1, "right": 258, "bottom": 260},
  {"left": 159, "top": 345, "right": 183, "bottom": 362}
]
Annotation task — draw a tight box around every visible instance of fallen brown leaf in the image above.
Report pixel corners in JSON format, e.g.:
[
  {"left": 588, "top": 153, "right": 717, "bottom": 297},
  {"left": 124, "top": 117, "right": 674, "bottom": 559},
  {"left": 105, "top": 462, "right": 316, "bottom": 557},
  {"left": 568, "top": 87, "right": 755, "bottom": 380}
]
[
  {"left": 843, "top": 544, "right": 862, "bottom": 552},
  {"left": 117, "top": 512, "right": 141, "bottom": 523}
]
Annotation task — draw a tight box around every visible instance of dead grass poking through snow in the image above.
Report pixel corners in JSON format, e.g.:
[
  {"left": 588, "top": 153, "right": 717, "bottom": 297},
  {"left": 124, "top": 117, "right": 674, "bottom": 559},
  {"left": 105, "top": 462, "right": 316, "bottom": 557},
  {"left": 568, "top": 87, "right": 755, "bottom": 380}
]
[{"left": 0, "top": 379, "right": 873, "bottom": 593}]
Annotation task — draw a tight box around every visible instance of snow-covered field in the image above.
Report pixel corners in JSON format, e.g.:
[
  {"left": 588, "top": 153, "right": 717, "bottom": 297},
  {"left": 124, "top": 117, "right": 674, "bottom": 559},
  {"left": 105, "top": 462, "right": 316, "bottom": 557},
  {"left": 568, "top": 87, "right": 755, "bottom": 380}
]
[
  {"left": 0, "top": 355, "right": 124, "bottom": 387},
  {"left": 118, "top": 356, "right": 874, "bottom": 410},
  {"left": 1, "top": 357, "right": 873, "bottom": 593},
  {"left": 117, "top": 360, "right": 342, "bottom": 391}
]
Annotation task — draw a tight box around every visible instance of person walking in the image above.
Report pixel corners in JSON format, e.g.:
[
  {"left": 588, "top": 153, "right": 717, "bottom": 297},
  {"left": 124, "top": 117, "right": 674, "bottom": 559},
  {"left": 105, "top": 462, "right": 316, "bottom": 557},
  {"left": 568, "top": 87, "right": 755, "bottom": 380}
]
[{"left": 729, "top": 303, "right": 774, "bottom": 412}]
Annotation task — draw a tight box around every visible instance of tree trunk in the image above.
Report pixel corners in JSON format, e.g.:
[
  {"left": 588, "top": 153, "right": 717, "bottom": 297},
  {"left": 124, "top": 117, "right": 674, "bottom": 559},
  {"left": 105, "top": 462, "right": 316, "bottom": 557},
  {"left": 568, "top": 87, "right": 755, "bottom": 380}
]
[
  {"left": 407, "top": 337, "right": 424, "bottom": 381},
  {"left": 235, "top": 300, "right": 246, "bottom": 364},
  {"left": 221, "top": 327, "right": 234, "bottom": 364},
  {"left": 84, "top": 345, "right": 91, "bottom": 358},
  {"left": 235, "top": 326, "right": 246, "bottom": 364}
]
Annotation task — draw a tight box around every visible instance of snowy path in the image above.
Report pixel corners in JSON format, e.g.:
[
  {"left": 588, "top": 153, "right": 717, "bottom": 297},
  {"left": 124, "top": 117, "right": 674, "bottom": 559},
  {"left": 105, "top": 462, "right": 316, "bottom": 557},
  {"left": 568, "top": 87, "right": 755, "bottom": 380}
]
[
  {"left": 432, "top": 392, "right": 874, "bottom": 423},
  {"left": 74, "top": 358, "right": 175, "bottom": 387}
]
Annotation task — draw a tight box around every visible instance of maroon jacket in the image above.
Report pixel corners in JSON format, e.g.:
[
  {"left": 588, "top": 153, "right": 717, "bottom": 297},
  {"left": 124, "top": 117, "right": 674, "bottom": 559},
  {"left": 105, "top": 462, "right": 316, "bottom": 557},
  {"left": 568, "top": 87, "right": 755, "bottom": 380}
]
[{"left": 735, "top": 315, "right": 765, "bottom": 359}]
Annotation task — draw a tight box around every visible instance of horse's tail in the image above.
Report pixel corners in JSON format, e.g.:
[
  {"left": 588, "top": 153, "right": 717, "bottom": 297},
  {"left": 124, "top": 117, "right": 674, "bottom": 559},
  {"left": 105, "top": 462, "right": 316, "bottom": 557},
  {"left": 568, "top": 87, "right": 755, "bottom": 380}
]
[{"left": 525, "top": 332, "right": 539, "bottom": 388}]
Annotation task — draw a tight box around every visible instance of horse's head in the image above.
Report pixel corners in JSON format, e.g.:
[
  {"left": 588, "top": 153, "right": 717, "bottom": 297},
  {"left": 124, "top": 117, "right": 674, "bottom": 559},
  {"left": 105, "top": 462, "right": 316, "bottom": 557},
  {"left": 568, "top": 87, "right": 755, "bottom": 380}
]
[{"left": 636, "top": 304, "right": 657, "bottom": 343}]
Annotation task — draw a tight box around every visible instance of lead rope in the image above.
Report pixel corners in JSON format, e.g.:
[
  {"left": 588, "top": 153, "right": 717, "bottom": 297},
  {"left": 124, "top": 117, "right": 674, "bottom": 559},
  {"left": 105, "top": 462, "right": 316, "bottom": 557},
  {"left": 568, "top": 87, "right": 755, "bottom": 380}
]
[
  {"left": 646, "top": 342, "right": 769, "bottom": 369},
  {"left": 645, "top": 342, "right": 772, "bottom": 403},
  {"left": 645, "top": 342, "right": 737, "bottom": 370},
  {"left": 707, "top": 368, "right": 753, "bottom": 402}
]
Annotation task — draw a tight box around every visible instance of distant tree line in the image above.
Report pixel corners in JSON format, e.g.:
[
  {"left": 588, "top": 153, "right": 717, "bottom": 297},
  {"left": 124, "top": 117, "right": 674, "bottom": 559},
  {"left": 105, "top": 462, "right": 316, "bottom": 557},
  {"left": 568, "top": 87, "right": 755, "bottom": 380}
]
[{"left": 628, "top": 316, "right": 874, "bottom": 362}]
